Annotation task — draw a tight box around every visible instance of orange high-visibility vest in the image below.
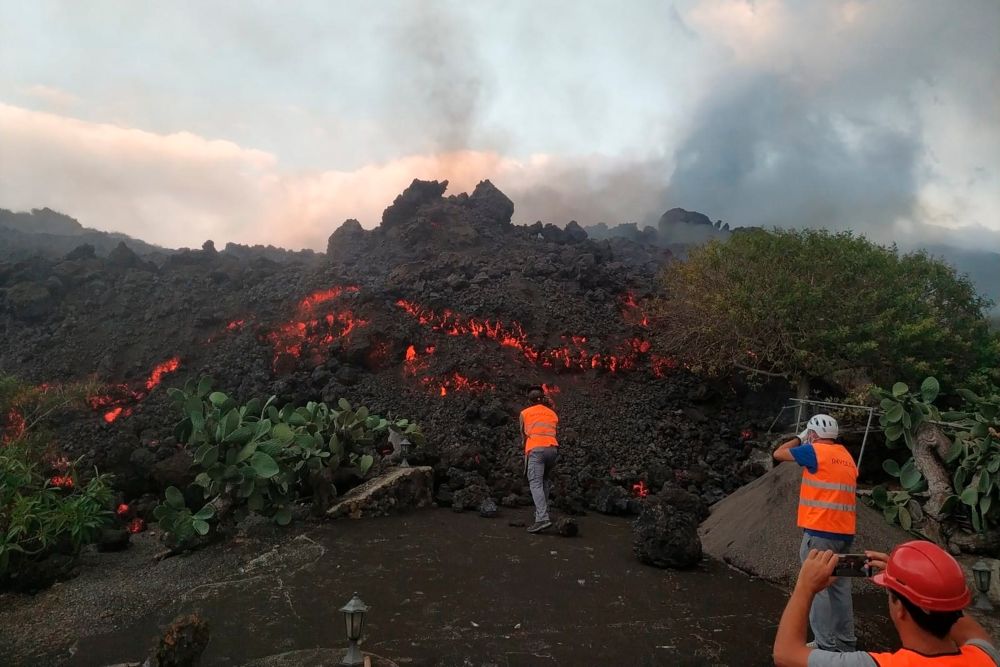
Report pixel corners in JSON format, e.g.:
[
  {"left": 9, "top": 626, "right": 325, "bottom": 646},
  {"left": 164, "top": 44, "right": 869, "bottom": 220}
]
[
  {"left": 797, "top": 441, "right": 858, "bottom": 535},
  {"left": 868, "top": 644, "right": 996, "bottom": 666},
  {"left": 521, "top": 404, "right": 558, "bottom": 453}
]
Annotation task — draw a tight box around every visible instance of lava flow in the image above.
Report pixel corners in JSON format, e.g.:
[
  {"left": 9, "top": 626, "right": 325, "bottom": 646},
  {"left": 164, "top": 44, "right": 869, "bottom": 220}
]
[
  {"left": 620, "top": 291, "right": 649, "bottom": 327},
  {"left": 267, "top": 286, "right": 365, "bottom": 371},
  {"left": 88, "top": 356, "right": 181, "bottom": 424},
  {"left": 426, "top": 372, "right": 495, "bottom": 397},
  {"left": 2, "top": 408, "right": 26, "bottom": 443},
  {"left": 396, "top": 299, "right": 656, "bottom": 374},
  {"left": 632, "top": 480, "right": 650, "bottom": 498}
]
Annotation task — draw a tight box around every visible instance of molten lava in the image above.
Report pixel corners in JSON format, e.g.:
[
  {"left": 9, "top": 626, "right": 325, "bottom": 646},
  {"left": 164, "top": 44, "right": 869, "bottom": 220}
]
[
  {"left": 541, "top": 383, "right": 560, "bottom": 396},
  {"left": 3, "top": 408, "right": 26, "bottom": 443},
  {"left": 632, "top": 480, "right": 649, "bottom": 498},
  {"left": 50, "top": 475, "right": 74, "bottom": 489},
  {"left": 650, "top": 355, "right": 679, "bottom": 377},
  {"left": 620, "top": 291, "right": 650, "bottom": 327},
  {"left": 423, "top": 372, "right": 495, "bottom": 397},
  {"left": 88, "top": 356, "right": 181, "bottom": 424},
  {"left": 145, "top": 357, "right": 181, "bottom": 391},
  {"left": 267, "top": 286, "right": 366, "bottom": 371},
  {"left": 396, "top": 299, "right": 658, "bottom": 374}
]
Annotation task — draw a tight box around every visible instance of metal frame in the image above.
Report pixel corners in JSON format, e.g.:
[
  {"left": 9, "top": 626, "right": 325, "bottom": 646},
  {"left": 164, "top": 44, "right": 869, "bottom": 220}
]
[{"left": 766, "top": 398, "right": 877, "bottom": 468}]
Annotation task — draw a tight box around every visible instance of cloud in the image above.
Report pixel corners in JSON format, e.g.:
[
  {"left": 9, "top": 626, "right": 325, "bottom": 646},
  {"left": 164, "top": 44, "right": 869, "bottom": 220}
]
[
  {"left": 22, "top": 84, "right": 79, "bottom": 111},
  {"left": 1, "top": 102, "right": 654, "bottom": 250},
  {"left": 664, "top": 0, "right": 1000, "bottom": 247}
]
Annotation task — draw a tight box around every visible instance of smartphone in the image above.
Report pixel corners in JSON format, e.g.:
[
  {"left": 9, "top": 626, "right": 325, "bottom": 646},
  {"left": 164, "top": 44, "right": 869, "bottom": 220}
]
[{"left": 834, "top": 554, "right": 872, "bottom": 577}]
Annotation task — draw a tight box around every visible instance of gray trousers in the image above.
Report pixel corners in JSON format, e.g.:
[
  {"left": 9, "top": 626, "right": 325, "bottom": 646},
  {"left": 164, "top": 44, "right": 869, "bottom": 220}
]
[
  {"left": 800, "top": 533, "right": 856, "bottom": 651},
  {"left": 526, "top": 446, "right": 559, "bottom": 522}
]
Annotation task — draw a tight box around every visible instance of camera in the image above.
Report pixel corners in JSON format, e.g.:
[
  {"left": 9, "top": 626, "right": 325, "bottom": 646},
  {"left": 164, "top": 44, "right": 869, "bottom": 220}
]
[{"left": 833, "top": 554, "right": 872, "bottom": 577}]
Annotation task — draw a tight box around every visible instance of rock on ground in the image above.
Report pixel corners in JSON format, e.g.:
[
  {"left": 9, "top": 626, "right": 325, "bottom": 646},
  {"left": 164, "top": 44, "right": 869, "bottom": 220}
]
[
  {"left": 327, "top": 466, "right": 433, "bottom": 519},
  {"left": 699, "top": 463, "right": 911, "bottom": 587},
  {"left": 632, "top": 492, "right": 703, "bottom": 569}
]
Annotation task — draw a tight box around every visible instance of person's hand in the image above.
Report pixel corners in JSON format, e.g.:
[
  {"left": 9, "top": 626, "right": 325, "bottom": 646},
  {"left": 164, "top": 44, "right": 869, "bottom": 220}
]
[
  {"left": 864, "top": 550, "right": 890, "bottom": 572},
  {"left": 795, "top": 549, "right": 838, "bottom": 595}
]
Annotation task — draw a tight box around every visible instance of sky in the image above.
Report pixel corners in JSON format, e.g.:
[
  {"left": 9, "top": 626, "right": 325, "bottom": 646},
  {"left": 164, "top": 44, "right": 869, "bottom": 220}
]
[{"left": 0, "top": 0, "right": 998, "bottom": 252}]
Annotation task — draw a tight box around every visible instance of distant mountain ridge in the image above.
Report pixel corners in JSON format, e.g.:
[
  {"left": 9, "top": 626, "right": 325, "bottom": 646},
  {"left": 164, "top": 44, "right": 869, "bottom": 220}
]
[
  {"left": 0, "top": 208, "right": 169, "bottom": 259},
  {"left": 1, "top": 206, "right": 995, "bottom": 310},
  {"left": 0, "top": 208, "right": 317, "bottom": 264}
]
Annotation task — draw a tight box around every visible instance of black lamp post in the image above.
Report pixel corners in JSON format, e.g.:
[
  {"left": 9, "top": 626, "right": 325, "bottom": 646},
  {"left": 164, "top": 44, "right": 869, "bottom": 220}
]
[
  {"left": 339, "top": 592, "right": 369, "bottom": 666},
  {"left": 972, "top": 561, "right": 994, "bottom": 611}
]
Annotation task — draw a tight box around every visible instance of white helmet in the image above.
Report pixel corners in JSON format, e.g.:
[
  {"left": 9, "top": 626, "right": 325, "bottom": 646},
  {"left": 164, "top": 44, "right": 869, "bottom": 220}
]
[{"left": 801, "top": 414, "right": 839, "bottom": 440}]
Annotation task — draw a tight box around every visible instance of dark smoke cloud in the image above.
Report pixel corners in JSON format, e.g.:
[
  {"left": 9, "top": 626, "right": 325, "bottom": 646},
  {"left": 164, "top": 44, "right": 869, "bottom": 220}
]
[
  {"left": 664, "top": 72, "right": 921, "bottom": 236},
  {"left": 378, "top": 2, "right": 489, "bottom": 154},
  {"left": 502, "top": 2, "right": 1000, "bottom": 255}
]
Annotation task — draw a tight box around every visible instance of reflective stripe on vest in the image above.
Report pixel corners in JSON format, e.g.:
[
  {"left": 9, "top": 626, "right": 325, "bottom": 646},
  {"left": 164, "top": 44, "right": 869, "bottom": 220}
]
[
  {"left": 797, "top": 441, "right": 858, "bottom": 535},
  {"left": 521, "top": 404, "right": 558, "bottom": 452},
  {"left": 869, "top": 644, "right": 998, "bottom": 666}
]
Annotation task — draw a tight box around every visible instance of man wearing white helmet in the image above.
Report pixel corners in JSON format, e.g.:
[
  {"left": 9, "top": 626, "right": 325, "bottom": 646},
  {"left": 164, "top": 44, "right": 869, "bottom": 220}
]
[{"left": 774, "top": 414, "right": 859, "bottom": 652}]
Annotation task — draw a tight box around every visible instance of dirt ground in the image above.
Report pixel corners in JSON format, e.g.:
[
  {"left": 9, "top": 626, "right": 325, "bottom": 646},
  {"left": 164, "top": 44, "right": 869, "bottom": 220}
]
[{"left": 0, "top": 509, "right": 895, "bottom": 667}]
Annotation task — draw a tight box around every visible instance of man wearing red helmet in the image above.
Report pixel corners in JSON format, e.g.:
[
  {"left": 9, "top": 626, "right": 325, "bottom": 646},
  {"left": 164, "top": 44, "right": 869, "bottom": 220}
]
[{"left": 774, "top": 541, "right": 1000, "bottom": 666}]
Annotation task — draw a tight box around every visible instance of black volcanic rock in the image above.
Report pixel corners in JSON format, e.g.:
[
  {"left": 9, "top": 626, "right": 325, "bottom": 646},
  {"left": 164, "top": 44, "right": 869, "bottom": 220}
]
[
  {"left": 382, "top": 179, "right": 449, "bottom": 228},
  {"left": 108, "top": 241, "right": 148, "bottom": 270},
  {"left": 468, "top": 180, "right": 514, "bottom": 225},
  {"left": 632, "top": 497, "right": 703, "bottom": 569},
  {"left": 0, "top": 179, "right": 786, "bottom": 512}
]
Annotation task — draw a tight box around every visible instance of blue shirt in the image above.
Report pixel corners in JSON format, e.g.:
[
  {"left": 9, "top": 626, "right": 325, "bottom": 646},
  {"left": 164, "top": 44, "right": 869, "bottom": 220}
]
[{"left": 791, "top": 443, "right": 854, "bottom": 543}]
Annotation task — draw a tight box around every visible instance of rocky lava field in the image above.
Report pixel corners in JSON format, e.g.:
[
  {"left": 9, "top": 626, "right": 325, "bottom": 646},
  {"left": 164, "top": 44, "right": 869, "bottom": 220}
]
[{"left": 0, "top": 180, "right": 783, "bottom": 520}]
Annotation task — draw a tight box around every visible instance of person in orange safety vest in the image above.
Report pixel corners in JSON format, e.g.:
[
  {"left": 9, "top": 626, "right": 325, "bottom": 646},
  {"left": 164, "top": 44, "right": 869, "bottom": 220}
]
[
  {"left": 520, "top": 387, "right": 559, "bottom": 533},
  {"left": 774, "top": 414, "right": 858, "bottom": 651},
  {"left": 774, "top": 541, "right": 999, "bottom": 666}
]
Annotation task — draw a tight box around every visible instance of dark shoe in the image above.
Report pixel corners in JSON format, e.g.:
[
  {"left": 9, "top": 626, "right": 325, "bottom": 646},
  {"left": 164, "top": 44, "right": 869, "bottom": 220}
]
[{"left": 527, "top": 520, "right": 552, "bottom": 533}]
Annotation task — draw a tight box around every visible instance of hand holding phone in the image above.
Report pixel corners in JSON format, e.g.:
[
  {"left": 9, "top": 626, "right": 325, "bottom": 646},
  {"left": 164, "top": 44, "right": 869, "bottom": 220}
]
[{"left": 833, "top": 553, "right": 872, "bottom": 577}]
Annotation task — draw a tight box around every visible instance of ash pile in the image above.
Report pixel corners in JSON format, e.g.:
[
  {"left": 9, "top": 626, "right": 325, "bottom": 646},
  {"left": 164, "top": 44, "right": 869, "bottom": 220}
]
[{"left": 0, "top": 179, "right": 782, "bottom": 515}]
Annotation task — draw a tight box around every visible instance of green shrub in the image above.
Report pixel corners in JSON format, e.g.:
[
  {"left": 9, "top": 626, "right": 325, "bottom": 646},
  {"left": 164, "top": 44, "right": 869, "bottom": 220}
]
[
  {"left": 0, "top": 377, "right": 113, "bottom": 586},
  {"left": 873, "top": 378, "right": 1000, "bottom": 532},
  {"left": 155, "top": 377, "right": 423, "bottom": 545}
]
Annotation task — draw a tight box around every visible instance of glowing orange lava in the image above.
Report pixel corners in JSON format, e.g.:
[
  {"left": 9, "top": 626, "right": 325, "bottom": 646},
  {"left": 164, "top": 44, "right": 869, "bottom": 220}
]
[
  {"left": 88, "top": 357, "right": 181, "bottom": 424},
  {"left": 2, "top": 408, "right": 26, "bottom": 443},
  {"left": 268, "top": 287, "right": 366, "bottom": 371},
  {"left": 632, "top": 480, "right": 649, "bottom": 498},
  {"left": 145, "top": 357, "right": 181, "bottom": 391},
  {"left": 395, "top": 300, "right": 655, "bottom": 374}
]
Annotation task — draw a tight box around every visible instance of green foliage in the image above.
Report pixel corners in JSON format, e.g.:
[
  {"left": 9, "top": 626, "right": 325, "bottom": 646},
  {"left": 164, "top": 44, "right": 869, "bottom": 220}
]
[
  {"left": 0, "top": 376, "right": 113, "bottom": 583},
  {"left": 654, "top": 229, "right": 994, "bottom": 390},
  {"left": 875, "top": 377, "right": 1000, "bottom": 532},
  {"left": 156, "top": 377, "right": 424, "bottom": 545},
  {"left": 152, "top": 487, "right": 215, "bottom": 544},
  {"left": 870, "top": 484, "right": 920, "bottom": 531}
]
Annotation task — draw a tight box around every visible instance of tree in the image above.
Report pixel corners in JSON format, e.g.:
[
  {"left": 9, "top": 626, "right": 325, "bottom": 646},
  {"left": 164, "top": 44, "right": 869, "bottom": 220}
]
[{"left": 653, "top": 229, "right": 994, "bottom": 396}]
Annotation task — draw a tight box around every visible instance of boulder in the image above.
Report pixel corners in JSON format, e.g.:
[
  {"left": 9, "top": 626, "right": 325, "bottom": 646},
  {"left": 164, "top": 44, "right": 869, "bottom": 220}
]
[
  {"left": 632, "top": 497, "right": 703, "bottom": 569},
  {"left": 327, "top": 466, "right": 433, "bottom": 519},
  {"left": 3, "top": 281, "right": 53, "bottom": 320},
  {"left": 468, "top": 180, "right": 514, "bottom": 225},
  {"left": 590, "top": 485, "right": 631, "bottom": 515},
  {"left": 146, "top": 613, "right": 210, "bottom": 667},
  {"left": 555, "top": 517, "right": 579, "bottom": 537},
  {"left": 382, "top": 179, "right": 448, "bottom": 228},
  {"left": 96, "top": 527, "right": 131, "bottom": 552},
  {"left": 479, "top": 497, "right": 499, "bottom": 518}
]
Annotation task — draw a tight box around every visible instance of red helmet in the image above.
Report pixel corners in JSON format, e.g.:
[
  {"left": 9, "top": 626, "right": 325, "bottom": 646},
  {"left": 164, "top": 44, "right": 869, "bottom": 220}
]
[{"left": 872, "top": 541, "right": 971, "bottom": 612}]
